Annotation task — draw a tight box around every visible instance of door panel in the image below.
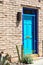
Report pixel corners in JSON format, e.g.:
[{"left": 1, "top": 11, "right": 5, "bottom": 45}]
[
  {"left": 23, "top": 15, "right": 32, "bottom": 54},
  {"left": 27, "top": 25, "right": 32, "bottom": 38}
]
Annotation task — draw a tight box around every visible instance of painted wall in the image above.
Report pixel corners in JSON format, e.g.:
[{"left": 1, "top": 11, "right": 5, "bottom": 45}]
[{"left": 0, "top": 0, "right": 43, "bottom": 62}]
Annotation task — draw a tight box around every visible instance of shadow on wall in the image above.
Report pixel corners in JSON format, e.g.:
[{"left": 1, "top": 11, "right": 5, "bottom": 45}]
[{"left": 16, "top": 12, "right": 21, "bottom": 27}]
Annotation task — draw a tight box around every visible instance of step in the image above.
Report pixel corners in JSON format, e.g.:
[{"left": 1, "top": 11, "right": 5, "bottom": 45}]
[{"left": 33, "top": 57, "right": 43, "bottom": 61}]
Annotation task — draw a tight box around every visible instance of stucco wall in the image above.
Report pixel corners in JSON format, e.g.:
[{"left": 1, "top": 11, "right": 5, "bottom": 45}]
[{"left": 0, "top": 0, "right": 43, "bottom": 62}]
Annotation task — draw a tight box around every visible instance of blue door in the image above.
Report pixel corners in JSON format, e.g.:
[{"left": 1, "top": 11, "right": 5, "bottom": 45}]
[{"left": 23, "top": 14, "right": 35, "bottom": 55}]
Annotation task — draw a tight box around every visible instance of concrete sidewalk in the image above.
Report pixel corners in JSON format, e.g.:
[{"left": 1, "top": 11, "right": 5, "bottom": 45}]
[
  {"left": 33, "top": 58, "right": 43, "bottom": 65},
  {"left": 11, "top": 57, "right": 43, "bottom": 65}
]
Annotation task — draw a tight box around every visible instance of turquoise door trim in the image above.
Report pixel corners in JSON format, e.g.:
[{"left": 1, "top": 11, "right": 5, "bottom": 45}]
[
  {"left": 22, "top": 14, "right": 35, "bottom": 55},
  {"left": 23, "top": 14, "right": 35, "bottom": 16}
]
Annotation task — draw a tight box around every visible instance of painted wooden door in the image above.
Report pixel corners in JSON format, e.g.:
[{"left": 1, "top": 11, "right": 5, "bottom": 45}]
[{"left": 23, "top": 14, "right": 35, "bottom": 55}]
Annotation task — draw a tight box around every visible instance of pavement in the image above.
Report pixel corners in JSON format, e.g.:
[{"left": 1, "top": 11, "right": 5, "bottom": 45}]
[
  {"left": 33, "top": 58, "right": 43, "bottom": 65},
  {"left": 11, "top": 57, "right": 43, "bottom": 65}
]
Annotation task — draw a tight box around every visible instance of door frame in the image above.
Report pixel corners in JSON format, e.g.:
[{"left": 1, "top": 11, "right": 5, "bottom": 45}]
[{"left": 22, "top": 7, "right": 38, "bottom": 55}]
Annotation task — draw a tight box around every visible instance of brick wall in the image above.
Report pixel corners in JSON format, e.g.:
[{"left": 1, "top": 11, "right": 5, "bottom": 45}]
[{"left": 0, "top": 0, "right": 43, "bottom": 62}]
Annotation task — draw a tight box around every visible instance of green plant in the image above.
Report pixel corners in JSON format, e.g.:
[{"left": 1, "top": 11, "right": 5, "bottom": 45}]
[
  {"left": 21, "top": 45, "right": 23, "bottom": 60},
  {"left": 0, "top": 52, "right": 11, "bottom": 65},
  {"left": 16, "top": 45, "right": 21, "bottom": 62},
  {"left": 16, "top": 45, "right": 23, "bottom": 63},
  {"left": 16, "top": 45, "right": 33, "bottom": 64},
  {"left": 28, "top": 56, "right": 33, "bottom": 64},
  {"left": 21, "top": 56, "right": 33, "bottom": 64}
]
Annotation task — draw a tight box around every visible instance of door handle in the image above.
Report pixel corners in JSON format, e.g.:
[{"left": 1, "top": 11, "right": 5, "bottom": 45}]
[{"left": 26, "top": 36, "right": 30, "bottom": 39}]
